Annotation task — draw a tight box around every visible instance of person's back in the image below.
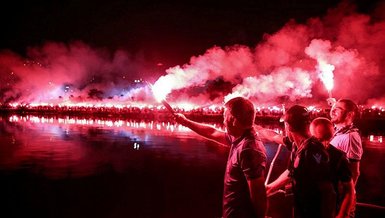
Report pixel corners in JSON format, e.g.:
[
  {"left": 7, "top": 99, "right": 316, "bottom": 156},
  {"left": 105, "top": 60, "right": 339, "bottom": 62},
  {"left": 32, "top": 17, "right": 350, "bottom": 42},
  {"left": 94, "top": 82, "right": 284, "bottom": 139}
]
[
  {"left": 222, "top": 97, "right": 267, "bottom": 218},
  {"left": 310, "top": 117, "right": 354, "bottom": 217},
  {"left": 281, "top": 105, "right": 335, "bottom": 218},
  {"left": 290, "top": 136, "right": 335, "bottom": 218},
  {"left": 223, "top": 128, "right": 267, "bottom": 217},
  {"left": 310, "top": 118, "right": 351, "bottom": 187}
]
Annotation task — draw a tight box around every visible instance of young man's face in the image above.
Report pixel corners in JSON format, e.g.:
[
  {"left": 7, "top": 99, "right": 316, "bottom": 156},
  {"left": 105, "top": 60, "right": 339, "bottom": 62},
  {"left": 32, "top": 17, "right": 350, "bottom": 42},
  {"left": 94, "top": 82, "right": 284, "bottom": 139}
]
[{"left": 330, "top": 101, "right": 348, "bottom": 124}]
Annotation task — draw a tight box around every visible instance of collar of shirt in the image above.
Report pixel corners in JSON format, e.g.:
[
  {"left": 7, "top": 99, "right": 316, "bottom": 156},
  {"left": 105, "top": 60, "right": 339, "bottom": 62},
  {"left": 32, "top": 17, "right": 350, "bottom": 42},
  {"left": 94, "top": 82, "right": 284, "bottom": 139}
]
[
  {"left": 334, "top": 124, "right": 356, "bottom": 136},
  {"left": 295, "top": 136, "right": 316, "bottom": 156},
  {"left": 231, "top": 128, "right": 254, "bottom": 146}
]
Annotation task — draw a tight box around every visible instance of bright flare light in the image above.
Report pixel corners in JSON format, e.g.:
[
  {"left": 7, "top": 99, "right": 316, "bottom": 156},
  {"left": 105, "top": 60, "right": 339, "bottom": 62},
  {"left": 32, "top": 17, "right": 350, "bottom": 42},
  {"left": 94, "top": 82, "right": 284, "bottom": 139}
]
[
  {"left": 151, "top": 77, "right": 175, "bottom": 103},
  {"left": 147, "top": 81, "right": 175, "bottom": 114},
  {"left": 318, "top": 59, "right": 335, "bottom": 97}
]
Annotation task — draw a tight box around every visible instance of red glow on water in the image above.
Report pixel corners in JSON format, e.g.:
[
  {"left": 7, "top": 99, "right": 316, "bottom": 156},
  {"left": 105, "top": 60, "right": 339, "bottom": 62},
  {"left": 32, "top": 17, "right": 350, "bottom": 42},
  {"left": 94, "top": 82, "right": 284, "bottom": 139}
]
[
  {"left": 8, "top": 114, "right": 226, "bottom": 133},
  {"left": 368, "top": 135, "right": 383, "bottom": 143},
  {"left": 7, "top": 101, "right": 225, "bottom": 115}
]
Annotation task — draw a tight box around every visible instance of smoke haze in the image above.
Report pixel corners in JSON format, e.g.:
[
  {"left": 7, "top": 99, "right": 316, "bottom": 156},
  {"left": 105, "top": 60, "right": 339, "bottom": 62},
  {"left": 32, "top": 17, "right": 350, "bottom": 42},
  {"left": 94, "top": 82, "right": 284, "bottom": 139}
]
[{"left": 1, "top": 1, "right": 385, "bottom": 106}]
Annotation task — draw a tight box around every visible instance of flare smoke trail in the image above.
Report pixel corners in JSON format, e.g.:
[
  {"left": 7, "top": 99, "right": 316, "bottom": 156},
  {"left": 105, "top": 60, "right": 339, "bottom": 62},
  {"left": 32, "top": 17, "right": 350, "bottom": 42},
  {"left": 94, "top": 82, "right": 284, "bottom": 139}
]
[
  {"left": 1, "top": 1, "right": 385, "bottom": 106},
  {"left": 0, "top": 41, "right": 158, "bottom": 104},
  {"left": 155, "top": 1, "right": 385, "bottom": 105}
]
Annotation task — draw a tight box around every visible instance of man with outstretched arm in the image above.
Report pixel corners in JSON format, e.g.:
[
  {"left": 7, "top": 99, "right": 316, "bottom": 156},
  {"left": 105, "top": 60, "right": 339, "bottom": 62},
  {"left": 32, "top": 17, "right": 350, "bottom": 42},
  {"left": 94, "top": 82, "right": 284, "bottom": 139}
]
[{"left": 174, "top": 97, "right": 267, "bottom": 218}]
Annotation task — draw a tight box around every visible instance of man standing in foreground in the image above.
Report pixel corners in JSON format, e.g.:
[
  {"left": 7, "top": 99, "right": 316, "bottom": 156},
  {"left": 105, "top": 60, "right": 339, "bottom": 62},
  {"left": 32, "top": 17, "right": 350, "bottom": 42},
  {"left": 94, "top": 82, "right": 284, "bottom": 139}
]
[
  {"left": 174, "top": 97, "right": 267, "bottom": 218},
  {"left": 329, "top": 99, "right": 363, "bottom": 217}
]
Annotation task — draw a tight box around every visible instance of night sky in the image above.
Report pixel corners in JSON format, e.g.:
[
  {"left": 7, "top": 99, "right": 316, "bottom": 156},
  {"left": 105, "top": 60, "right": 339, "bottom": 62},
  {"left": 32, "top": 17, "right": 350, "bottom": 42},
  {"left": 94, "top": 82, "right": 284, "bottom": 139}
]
[{"left": 0, "top": 0, "right": 380, "bottom": 66}]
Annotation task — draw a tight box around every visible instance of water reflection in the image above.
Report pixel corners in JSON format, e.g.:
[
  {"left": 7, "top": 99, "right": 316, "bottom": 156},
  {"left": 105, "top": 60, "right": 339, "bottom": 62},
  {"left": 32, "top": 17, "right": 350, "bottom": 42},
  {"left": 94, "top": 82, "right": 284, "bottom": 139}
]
[
  {"left": 1, "top": 115, "right": 232, "bottom": 218},
  {"left": 1, "top": 115, "right": 227, "bottom": 179},
  {"left": 0, "top": 114, "right": 384, "bottom": 217},
  {"left": 367, "top": 134, "right": 383, "bottom": 145}
]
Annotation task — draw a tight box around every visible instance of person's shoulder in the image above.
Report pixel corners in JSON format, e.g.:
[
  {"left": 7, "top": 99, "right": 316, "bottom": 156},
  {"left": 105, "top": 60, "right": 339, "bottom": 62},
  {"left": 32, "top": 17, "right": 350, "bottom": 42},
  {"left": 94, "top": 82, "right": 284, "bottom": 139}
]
[
  {"left": 342, "top": 124, "right": 361, "bottom": 135},
  {"left": 240, "top": 135, "right": 266, "bottom": 156},
  {"left": 305, "top": 137, "right": 325, "bottom": 150},
  {"left": 303, "top": 137, "right": 329, "bottom": 158},
  {"left": 245, "top": 136, "right": 265, "bottom": 150},
  {"left": 327, "top": 144, "right": 345, "bottom": 157},
  {"left": 327, "top": 144, "right": 339, "bottom": 152}
]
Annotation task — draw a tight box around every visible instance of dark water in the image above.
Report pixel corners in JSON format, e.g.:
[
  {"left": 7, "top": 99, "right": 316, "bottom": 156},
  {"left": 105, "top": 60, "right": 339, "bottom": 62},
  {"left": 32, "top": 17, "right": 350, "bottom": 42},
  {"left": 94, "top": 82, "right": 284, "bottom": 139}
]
[{"left": 0, "top": 115, "right": 384, "bottom": 218}]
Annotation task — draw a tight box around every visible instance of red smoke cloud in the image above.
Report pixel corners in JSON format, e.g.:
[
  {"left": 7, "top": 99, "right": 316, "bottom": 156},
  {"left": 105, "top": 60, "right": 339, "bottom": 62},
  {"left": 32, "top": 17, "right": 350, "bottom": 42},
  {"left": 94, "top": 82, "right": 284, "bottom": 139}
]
[
  {"left": 1, "top": 1, "right": 385, "bottom": 106},
  {"left": 160, "top": 1, "right": 385, "bottom": 106},
  {"left": 0, "top": 41, "right": 158, "bottom": 104}
]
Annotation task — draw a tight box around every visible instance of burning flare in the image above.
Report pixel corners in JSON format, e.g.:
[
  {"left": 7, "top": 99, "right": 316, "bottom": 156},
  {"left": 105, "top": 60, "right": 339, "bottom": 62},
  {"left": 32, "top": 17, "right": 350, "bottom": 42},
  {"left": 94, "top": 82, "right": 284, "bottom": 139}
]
[
  {"left": 151, "top": 78, "right": 173, "bottom": 103},
  {"left": 146, "top": 81, "right": 175, "bottom": 114},
  {"left": 318, "top": 59, "right": 335, "bottom": 98}
]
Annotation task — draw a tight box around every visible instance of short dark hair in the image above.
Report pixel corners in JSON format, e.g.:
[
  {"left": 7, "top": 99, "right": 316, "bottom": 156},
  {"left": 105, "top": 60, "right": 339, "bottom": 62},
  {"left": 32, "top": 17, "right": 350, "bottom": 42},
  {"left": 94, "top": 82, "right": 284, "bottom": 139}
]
[
  {"left": 283, "top": 105, "right": 310, "bottom": 133},
  {"left": 311, "top": 117, "right": 334, "bottom": 142},
  {"left": 224, "top": 97, "right": 255, "bottom": 128}
]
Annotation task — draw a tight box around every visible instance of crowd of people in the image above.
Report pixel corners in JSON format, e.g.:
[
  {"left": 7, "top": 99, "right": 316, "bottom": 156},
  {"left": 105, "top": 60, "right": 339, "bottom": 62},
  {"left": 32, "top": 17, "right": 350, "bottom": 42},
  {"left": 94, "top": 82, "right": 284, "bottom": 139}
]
[
  {"left": 3, "top": 100, "right": 384, "bottom": 123},
  {"left": 0, "top": 104, "right": 224, "bottom": 122},
  {"left": 173, "top": 97, "right": 363, "bottom": 218}
]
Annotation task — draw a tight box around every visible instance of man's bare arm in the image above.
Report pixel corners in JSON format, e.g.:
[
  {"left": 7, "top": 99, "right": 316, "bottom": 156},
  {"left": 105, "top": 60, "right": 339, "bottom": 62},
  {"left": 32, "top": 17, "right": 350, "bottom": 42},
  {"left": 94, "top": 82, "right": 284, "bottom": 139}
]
[
  {"left": 248, "top": 177, "right": 267, "bottom": 218},
  {"left": 174, "top": 113, "right": 228, "bottom": 146},
  {"left": 255, "top": 125, "right": 284, "bottom": 145},
  {"left": 349, "top": 161, "right": 360, "bottom": 185},
  {"left": 266, "top": 169, "right": 290, "bottom": 196},
  {"left": 336, "top": 180, "right": 354, "bottom": 218}
]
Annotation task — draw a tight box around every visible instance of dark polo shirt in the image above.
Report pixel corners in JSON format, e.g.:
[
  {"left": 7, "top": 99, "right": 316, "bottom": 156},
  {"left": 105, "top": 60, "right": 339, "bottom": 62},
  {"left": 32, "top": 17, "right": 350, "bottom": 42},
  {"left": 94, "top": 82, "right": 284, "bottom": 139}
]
[{"left": 223, "top": 128, "right": 267, "bottom": 218}]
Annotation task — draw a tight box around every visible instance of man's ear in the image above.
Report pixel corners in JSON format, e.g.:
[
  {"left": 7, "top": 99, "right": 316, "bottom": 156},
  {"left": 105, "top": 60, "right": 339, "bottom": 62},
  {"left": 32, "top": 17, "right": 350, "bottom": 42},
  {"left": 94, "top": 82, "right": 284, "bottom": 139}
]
[
  {"left": 347, "top": 111, "right": 355, "bottom": 121},
  {"left": 229, "top": 115, "right": 237, "bottom": 127}
]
